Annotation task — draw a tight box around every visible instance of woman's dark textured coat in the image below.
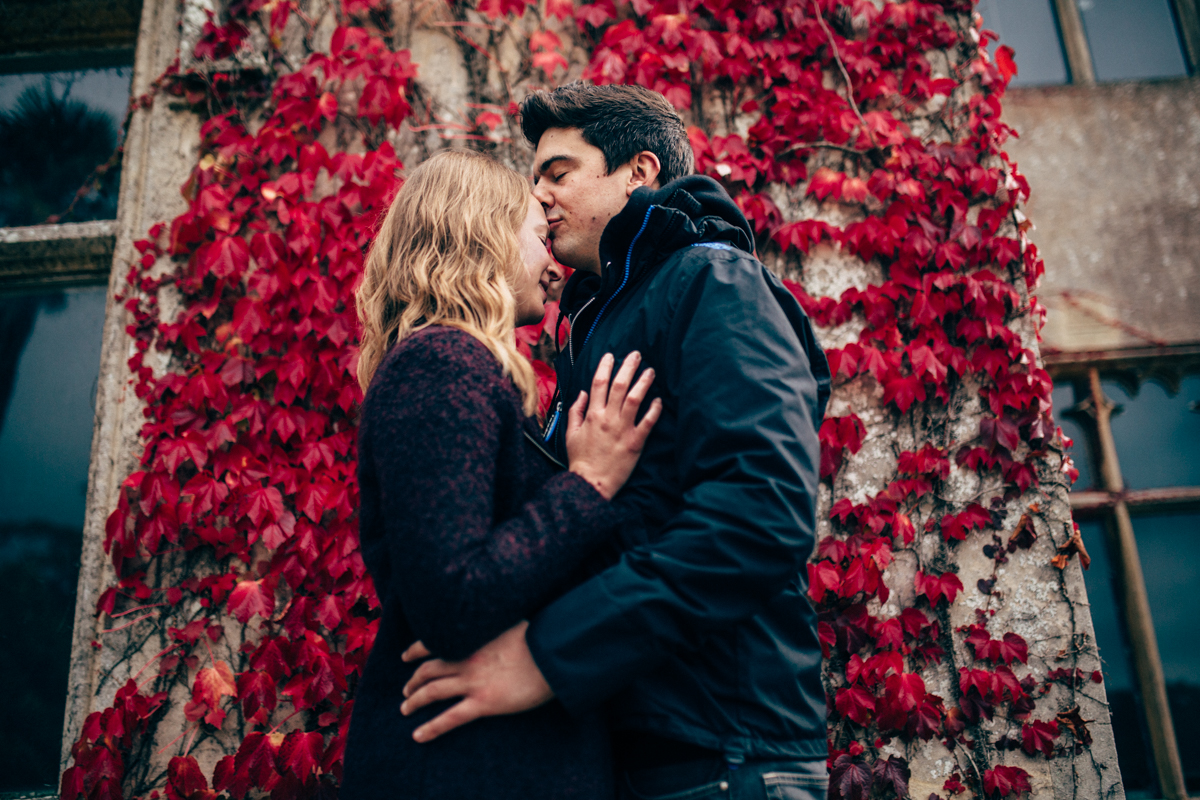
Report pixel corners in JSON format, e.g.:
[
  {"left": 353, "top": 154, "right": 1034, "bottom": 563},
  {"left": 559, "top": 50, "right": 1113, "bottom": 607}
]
[{"left": 341, "top": 326, "right": 627, "bottom": 799}]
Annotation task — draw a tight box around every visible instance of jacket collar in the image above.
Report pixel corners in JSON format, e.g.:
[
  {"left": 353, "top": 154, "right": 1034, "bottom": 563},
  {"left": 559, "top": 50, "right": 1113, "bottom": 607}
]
[{"left": 561, "top": 176, "right": 755, "bottom": 315}]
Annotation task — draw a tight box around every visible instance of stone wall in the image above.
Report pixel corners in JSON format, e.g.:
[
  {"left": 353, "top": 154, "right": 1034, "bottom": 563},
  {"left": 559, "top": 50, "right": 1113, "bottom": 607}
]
[{"left": 1003, "top": 79, "right": 1200, "bottom": 353}]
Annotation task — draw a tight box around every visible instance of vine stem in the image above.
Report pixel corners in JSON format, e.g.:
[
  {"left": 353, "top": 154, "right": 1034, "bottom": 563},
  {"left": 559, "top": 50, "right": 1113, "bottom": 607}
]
[
  {"left": 779, "top": 140, "right": 873, "bottom": 158},
  {"left": 110, "top": 602, "right": 168, "bottom": 619},
  {"left": 268, "top": 707, "right": 303, "bottom": 734},
  {"left": 100, "top": 611, "right": 159, "bottom": 634},
  {"left": 131, "top": 643, "right": 180, "bottom": 686},
  {"left": 810, "top": 0, "right": 880, "bottom": 152},
  {"left": 156, "top": 721, "right": 200, "bottom": 756}
]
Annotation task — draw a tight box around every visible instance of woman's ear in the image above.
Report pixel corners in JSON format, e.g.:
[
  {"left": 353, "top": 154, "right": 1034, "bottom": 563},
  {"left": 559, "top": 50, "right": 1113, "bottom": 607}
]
[{"left": 626, "top": 151, "right": 662, "bottom": 195}]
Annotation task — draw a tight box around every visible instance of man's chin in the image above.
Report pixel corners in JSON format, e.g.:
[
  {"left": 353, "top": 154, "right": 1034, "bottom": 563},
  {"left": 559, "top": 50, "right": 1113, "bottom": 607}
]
[{"left": 550, "top": 241, "right": 589, "bottom": 273}]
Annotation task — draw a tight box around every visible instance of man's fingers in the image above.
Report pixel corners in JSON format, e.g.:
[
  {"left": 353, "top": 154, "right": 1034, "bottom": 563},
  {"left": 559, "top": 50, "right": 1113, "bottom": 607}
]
[
  {"left": 400, "top": 675, "right": 468, "bottom": 716},
  {"left": 402, "top": 640, "right": 431, "bottom": 662},
  {"left": 403, "top": 657, "right": 460, "bottom": 697},
  {"left": 412, "top": 697, "right": 484, "bottom": 743},
  {"left": 590, "top": 352, "right": 614, "bottom": 404}
]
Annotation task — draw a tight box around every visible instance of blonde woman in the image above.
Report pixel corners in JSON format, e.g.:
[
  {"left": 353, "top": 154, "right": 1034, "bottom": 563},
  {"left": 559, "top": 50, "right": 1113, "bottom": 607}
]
[{"left": 342, "top": 150, "right": 661, "bottom": 799}]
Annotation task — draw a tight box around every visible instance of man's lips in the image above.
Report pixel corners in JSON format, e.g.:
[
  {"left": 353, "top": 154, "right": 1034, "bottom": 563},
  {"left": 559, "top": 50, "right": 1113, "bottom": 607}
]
[{"left": 547, "top": 218, "right": 563, "bottom": 231}]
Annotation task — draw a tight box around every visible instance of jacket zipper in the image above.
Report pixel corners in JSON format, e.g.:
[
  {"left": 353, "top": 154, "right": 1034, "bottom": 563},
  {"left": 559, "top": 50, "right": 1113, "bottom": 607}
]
[
  {"left": 580, "top": 206, "right": 654, "bottom": 352},
  {"left": 542, "top": 294, "right": 594, "bottom": 442},
  {"left": 568, "top": 295, "right": 596, "bottom": 367},
  {"left": 547, "top": 205, "right": 654, "bottom": 444}
]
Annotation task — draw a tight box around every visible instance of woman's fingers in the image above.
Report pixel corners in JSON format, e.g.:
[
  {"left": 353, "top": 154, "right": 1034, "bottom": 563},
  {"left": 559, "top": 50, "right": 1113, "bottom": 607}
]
[
  {"left": 589, "top": 352, "right": 614, "bottom": 405},
  {"left": 605, "top": 351, "right": 640, "bottom": 410},
  {"left": 566, "top": 390, "right": 588, "bottom": 435},
  {"left": 402, "top": 640, "right": 431, "bottom": 662},
  {"left": 636, "top": 397, "right": 663, "bottom": 437},
  {"left": 623, "top": 367, "right": 655, "bottom": 419},
  {"left": 400, "top": 675, "right": 468, "bottom": 717}
]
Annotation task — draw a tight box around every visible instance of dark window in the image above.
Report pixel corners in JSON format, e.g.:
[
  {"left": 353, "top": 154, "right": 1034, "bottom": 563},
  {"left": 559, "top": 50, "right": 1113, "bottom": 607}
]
[
  {"left": 1053, "top": 373, "right": 1200, "bottom": 796},
  {"left": 977, "top": 0, "right": 1071, "bottom": 85},
  {"left": 1078, "top": 0, "right": 1190, "bottom": 82},
  {"left": 1104, "top": 375, "right": 1200, "bottom": 489},
  {"left": 1053, "top": 382, "right": 1096, "bottom": 489},
  {"left": 0, "top": 286, "right": 107, "bottom": 794},
  {"left": 0, "top": 66, "right": 132, "bottom": 227}
]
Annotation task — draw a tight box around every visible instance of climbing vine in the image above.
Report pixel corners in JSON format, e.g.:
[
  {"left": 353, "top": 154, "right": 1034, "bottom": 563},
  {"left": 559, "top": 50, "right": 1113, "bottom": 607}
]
[{"left": 61, "top": 1, "right": 1096, "bottom": 798}]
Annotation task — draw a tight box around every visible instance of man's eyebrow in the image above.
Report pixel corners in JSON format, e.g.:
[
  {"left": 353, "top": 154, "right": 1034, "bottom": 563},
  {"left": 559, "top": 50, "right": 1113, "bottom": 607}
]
[{"left": 535, "top": 154, "right": 576, "bottom": 176}]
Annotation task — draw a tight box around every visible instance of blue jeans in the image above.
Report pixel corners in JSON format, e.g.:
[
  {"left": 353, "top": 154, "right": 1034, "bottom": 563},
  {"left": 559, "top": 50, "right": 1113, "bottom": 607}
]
[{"left": 618, "top": 758, "right": 828, "bottom": 800}]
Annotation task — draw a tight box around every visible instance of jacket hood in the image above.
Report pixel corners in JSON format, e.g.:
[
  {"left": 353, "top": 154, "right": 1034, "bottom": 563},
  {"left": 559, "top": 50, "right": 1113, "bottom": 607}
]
[{"left": 561, "top": 176, "right": 755, "bottom": 316}]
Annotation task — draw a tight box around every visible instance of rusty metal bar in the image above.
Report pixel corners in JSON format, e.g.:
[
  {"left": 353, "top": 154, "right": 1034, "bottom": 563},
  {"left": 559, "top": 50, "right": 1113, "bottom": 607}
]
[
  {"left": 1051, "top": 0, "right": 1096, "bottom": 84},
  {"left": 1083, "top": 368, "right": 1188, "bottom": 800},
  {"left": 1171, "top": 0, "right": 1200, "bottom": 74},
  {"left": 1070, "top": 485, "right": 1200, "bottom": 517}
]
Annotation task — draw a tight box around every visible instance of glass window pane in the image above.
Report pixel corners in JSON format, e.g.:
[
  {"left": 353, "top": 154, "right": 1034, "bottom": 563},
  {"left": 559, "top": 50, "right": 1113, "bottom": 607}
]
[
  {"left": 1077, "top": 518, "right": 1157, "bottom": 793},
  {"left": 0, "top": 286, "right": 106, "bottom": 794},
  {"left": 1103, "top": 375, "right": 1200, "bottom": 490},
  {"left": 0, "top": 66, "right": 132, "bottom": 227},
  {"left": 1134, "top": 511, "right": 1200, "bottom": 794},
  {"left": 1078, "top": 0, "right": 1189, "bottom": 82},
  {"left": 977, "top": 0, "right": 1070, "bottom": 85},
  {"left": 1052, "top": 382, "right": 1097, "bottom": 490}
]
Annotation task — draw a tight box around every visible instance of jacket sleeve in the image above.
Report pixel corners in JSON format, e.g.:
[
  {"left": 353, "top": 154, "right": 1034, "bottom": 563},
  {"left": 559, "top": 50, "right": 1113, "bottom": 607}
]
[
  {"left": 526, "top": 253, "right": 825, "bottom": 713},
  {"left": 368, "top": 333, "right": 626, "bottom": 661}
]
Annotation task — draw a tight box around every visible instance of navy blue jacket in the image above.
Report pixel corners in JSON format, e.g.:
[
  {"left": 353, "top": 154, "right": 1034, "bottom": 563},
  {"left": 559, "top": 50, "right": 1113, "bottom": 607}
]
[{"left": 526, "top": 176, "right": 831, "bottom": 762}]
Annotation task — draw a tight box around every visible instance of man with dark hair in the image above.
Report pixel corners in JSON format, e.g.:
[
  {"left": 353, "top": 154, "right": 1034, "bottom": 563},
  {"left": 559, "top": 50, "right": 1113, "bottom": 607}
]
[{"left": 401, "top": 82, "right": 832, "bottom": 800}]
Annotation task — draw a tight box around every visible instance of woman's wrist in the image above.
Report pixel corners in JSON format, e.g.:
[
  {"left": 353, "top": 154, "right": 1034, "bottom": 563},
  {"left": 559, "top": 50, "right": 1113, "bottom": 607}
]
[{"left": 569, "top": 464, "right": 615, "bottom": 501}]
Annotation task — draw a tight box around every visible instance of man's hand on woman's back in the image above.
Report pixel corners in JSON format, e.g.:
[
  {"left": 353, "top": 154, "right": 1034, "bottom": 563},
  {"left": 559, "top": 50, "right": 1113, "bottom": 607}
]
[{"left": 399, "top": 621, "right": 551, "bottom": 742}]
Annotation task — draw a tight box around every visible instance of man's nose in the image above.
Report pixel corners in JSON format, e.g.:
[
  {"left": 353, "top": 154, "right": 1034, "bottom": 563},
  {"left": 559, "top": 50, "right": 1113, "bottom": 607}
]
[{"left": 532, "top": 182, "right": 552, "bottom": 208}]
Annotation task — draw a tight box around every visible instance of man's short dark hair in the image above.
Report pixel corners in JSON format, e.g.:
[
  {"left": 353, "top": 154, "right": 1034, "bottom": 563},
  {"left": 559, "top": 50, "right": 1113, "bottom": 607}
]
[{"left": 520, "top": 83, "right": 694, "bottom": 187}]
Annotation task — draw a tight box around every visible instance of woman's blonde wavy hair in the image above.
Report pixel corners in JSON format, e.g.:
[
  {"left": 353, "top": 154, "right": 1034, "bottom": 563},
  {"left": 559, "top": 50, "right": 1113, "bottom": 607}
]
[{"left": 356, "top": 149, "right": 538, "bottom": 415}]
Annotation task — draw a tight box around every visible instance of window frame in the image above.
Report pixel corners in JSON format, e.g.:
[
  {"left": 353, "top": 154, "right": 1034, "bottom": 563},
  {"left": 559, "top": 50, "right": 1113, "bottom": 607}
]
[
  {"left": 1047, "top": 0, "right": 1199, "bottom": 84},
  {"left": 1047, "top": 344, "right": 1200, "bottom": 800}
]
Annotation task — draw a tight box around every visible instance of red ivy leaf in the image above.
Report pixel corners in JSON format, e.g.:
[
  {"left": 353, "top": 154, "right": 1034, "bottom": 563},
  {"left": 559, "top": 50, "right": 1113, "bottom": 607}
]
[
  {"left": 831, "top": 753, "right": 871, "bottom": 800},
  {"left": 995, "top": 45, "right": 1018, "bottom": 84},
  {"left": 835, "top": 685, "right": 876, "bottom": 726},
  {"left": 871, "top": 755, "right": 909, "bottom": 799},
  {"left": 1021, "top": 719, "right": 1060, "bottom": 758},
  {"left": 983, "top": 764, "right": 1032, "bottom": 798},
  {"left": 228, "top": 579, "right": 275, "bottom": 624},
  {"left": 236, "top": 670, "right": 277, "bottom": 722},
  {"left": 914, "top": 569, "right": 963, "bottom": 606},
  {"left": 277, "top": 730, "right": 324, "bottom": 778},
  {"left": 166, "top": 755, "right": 209, "bottom": 800},
  {"left": 198, "top": 236, "right": 250, "bottom": 280}
]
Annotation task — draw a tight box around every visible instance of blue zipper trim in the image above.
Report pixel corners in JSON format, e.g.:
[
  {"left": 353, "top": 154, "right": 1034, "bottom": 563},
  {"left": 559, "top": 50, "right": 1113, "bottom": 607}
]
[
  {"left": 543, "top": 403, "right": 560, "bottom": 441},
  {"left": 582, "top": 205, "right": 655, "bottom": 350}
]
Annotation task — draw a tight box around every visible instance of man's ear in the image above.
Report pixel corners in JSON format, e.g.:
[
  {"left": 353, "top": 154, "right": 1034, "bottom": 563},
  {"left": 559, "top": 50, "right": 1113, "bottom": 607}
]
[{"left": 626, "top": 151, "right": 662, "bottom": 195}]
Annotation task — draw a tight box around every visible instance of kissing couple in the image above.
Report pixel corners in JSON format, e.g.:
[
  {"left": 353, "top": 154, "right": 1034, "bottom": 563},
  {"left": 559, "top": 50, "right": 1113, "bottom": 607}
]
[{"left": 342, "top": 82, "right": 831, "bottom": 800}]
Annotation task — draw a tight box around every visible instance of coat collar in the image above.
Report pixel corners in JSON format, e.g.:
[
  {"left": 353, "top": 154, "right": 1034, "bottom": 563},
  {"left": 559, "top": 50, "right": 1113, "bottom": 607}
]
[{"left": 561, "top": 176, "right": 755, "bottom": 315}]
